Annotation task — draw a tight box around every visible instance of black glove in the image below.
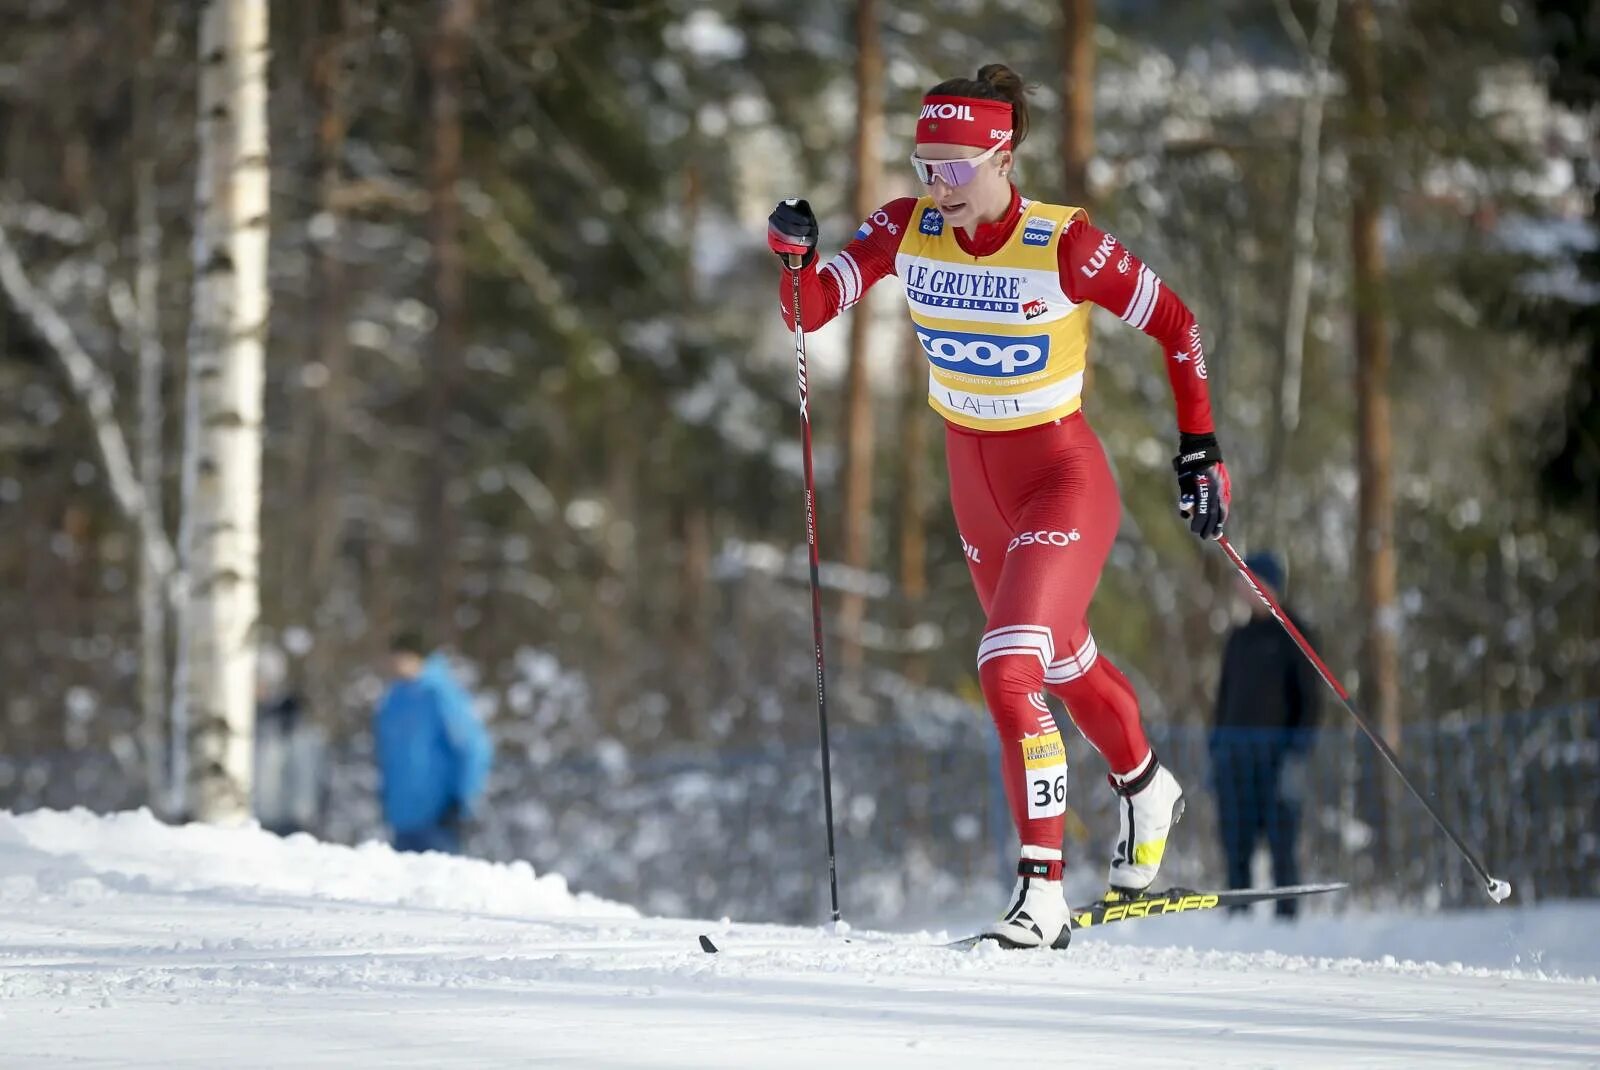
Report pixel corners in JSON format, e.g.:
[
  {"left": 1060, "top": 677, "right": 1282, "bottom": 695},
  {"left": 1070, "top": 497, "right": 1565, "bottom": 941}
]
[
  {"left": 1173, "top": 432, "right": 1231, "bottom": 541},
  {"left": 767, "top": 198, "right": 818, "bottom": 266}
]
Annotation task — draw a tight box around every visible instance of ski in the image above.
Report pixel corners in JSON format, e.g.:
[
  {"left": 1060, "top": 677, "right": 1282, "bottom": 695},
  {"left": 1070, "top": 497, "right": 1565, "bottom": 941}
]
[
  {"left": 696, "top": 931, "right": 873, "bottom": 955},
  {"left": 944, "top": 881, "right": 1349, "bottom": 950}
]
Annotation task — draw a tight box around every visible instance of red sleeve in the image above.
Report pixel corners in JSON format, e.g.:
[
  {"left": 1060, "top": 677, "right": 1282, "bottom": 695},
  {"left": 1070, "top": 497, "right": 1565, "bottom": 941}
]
[
  {"left": 1058, "top": 217, "right": 1215, "bottom": 436},
  {"left": 777, "top": 198, "right": 916, "bottom": 332}
]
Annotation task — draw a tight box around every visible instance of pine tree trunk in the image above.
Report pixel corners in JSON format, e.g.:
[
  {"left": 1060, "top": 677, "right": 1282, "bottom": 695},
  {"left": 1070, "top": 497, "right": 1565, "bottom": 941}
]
[
  {"left": 838, "top": 0, "right": 883, "bottom": 674},
  {"left": 1348, "top": 0, "right": 1402, "bottom": 753},
  {"left": 423, "top": 0, "right": 476, "bottom": 642},
  {"left": 595, "top": 400, "right": 638, "bottom": 731},
  {"left": 1059, "top": 0, "right": 1095, "bottom": 208},
  {"left": 302, "top": 1, "right": 356, "bottom": 737},
  {"left": 180, "top": 0, "right": 271, "bottom": 822},
  {"left": 676, "top": 158, "right": 712, "bottom": 728},
  {"left": 133, "top": 0, "right": 168, "bottom": 809},
  {"left": 896, "top": 323, "right": 929, "bottom": 683}
]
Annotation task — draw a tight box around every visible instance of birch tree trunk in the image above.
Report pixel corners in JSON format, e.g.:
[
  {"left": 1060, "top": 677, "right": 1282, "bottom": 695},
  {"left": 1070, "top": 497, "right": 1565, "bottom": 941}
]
[
  {"left": 179, "top": 0, "right": 271, "bottom": 822},
  {"left": 0, "top": 228, "right": 176, "bottom": 582},
  {"left": 0, "top": 204, "right": 178, "bottom": 814},
  {"left": 133, "top": 0, "right": 169, "bottom": 808},
  {"left": 838, "top": 0, "right": 883, "bottom": 674},
  {"left": 1265, "top": 0, "right": 1338, "bottom": 540}
]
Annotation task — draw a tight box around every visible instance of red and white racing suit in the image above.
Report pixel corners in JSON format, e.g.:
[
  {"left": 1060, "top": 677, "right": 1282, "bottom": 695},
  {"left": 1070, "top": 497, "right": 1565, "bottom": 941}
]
[{"left": 778, "top": 187, "right": 1216, "bottom": 852}]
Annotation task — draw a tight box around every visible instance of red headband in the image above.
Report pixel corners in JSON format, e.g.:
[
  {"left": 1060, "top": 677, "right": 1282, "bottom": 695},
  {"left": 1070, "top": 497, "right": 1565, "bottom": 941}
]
[{"left": 915, "top": 95, "right": 1014, "bottom": 149}]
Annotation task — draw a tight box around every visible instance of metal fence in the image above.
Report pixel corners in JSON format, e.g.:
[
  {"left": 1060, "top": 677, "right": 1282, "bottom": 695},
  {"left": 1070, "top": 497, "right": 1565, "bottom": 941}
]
[
  {"left": 469, "top": 698, "right": 1599, "bottom": 925},
  {"left": 1107, "top": 700, "right": 1600, "bottom": 910},
  {"left": 3, "top": 698, "right": 1595, "bottom": 927}
]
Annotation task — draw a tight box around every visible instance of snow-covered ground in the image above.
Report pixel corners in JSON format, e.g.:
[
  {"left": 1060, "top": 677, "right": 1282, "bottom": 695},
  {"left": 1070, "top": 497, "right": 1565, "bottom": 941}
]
[{"left": 2, "top": 811, "right": 1596, "bottom": 1068}]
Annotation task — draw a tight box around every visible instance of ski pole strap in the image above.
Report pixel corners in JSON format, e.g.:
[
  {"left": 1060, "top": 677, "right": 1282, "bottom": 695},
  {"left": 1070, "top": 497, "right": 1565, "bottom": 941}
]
[{"left": 1018, "top": 858, "right": 1064, "bottom": 881}]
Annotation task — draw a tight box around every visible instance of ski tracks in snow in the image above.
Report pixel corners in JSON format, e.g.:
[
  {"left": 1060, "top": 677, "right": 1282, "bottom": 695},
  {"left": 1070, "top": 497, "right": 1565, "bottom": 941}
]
[{"left": 1, "top": 811, "right": 1597, "bottom": 1067}]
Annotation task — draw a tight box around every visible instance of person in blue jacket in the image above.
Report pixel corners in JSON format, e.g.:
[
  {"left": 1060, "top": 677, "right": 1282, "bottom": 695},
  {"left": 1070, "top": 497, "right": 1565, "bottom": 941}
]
[{"left": 374, "top": 632, "right": 493, "bottom": 854}]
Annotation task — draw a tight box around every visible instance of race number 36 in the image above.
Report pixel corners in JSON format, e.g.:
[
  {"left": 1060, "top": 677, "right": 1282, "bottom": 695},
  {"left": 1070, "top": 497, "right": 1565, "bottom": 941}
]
[{"left": 1022, "top": 732, "right": 1068, "bottom": 820}]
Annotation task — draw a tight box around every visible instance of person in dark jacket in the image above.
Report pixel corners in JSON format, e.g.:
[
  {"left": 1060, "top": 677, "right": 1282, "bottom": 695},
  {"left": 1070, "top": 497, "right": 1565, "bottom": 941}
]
[
  {"left": 374, "top": 632, "right": 493, "bottom": 854},
  {"left": 1210, "top": 551, "right": 1320, "bottom": 916}
]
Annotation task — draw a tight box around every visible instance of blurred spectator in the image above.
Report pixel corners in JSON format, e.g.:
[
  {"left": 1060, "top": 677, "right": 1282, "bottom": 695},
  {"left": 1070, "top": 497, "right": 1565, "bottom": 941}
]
[
  {"left": 1210, "top": 551, "right": 1321, "bottom": 917},
  {"left": 253, "top": 645, "right": 326, "bottom": 835},
  {"left": 374, "top": 631, "right": 493, "bottom": 854},
  {"left": 254, "top": 688, "right": 326, "bottom": 836}
]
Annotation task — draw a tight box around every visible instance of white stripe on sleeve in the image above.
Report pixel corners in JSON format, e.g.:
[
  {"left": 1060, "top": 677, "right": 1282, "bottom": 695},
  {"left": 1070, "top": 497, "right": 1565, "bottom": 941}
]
[
  {"left": 825, "top": 253, "right": 857, "bottom": 307},
  {"left": 1135, "top": 277, "right": 1161, "bottom": 329},
  {"left": 837, "top": 251, "right": 864, "bottom": 309},
  {"left": 821, "top": 261, "right": 846, "bottom": 304},
  {"left": 1121, "top": 266, "right": 1160, "bottom": 330}
]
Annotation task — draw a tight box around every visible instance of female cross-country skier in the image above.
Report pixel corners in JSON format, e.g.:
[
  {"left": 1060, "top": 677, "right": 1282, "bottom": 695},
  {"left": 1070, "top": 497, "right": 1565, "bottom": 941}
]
[{"left": 766, "top": 63, "right": 1230, "bottom": 948}]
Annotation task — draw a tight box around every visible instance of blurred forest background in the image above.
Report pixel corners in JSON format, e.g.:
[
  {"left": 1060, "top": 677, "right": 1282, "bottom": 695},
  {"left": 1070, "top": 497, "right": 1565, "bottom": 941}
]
[{"left": 0, "top": 0, "right": 1595, "bottom": 919}]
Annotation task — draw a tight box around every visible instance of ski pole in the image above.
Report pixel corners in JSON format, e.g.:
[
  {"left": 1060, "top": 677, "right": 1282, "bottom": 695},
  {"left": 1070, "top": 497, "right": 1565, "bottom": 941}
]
[
  {"left": 785, "top": 252, "right": 842, "bottom": 925},
  {"left": 1216, "top": 534, "right": 1512, "bottom": 903}
]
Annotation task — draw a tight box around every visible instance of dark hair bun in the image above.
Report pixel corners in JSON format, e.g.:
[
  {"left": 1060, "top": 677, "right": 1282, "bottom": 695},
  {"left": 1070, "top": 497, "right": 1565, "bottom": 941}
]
[{"left": 977, "top": 63, "right": 1025, "bottom": 103}]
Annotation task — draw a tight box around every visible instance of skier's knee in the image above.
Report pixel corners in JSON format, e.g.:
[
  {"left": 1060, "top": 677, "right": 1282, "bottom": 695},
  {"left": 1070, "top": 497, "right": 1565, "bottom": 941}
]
[{"left": 977, "top": 647, "right": 1048, "bottom": 713}]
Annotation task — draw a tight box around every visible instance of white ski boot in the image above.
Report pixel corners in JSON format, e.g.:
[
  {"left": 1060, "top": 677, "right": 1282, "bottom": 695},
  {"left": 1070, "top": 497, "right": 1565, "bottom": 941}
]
[
  {"left": 1106, "top": 753, "right": 1185, "bottom": 893},
  {"left": 984, "top": 848, "right": 1072, "bottom": 950}
]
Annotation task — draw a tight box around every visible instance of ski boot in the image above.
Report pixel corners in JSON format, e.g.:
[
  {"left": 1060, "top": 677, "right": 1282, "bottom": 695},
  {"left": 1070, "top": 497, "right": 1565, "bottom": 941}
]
[
  {"left": 985, "top": 849, "right": 1072, "bottom": 950},
  {"left": 1106, "top": 753, "right": 1185, "bottom": 894}
]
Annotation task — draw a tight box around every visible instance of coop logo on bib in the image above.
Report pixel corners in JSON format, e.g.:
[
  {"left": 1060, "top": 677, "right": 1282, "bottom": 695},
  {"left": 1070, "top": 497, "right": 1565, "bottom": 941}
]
[
  {"left": 916, "top": 328, "right": 1049, "bottom": 377},
  {"left": 920, "top": 207, "right": 945, "bottom": 236},
  {"left": 1021, "top": 216, "right": 1056, "bottom": 247}
]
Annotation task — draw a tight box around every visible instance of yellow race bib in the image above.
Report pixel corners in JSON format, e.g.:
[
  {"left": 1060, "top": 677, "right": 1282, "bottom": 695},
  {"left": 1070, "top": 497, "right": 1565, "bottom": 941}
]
[{"left": 895, "top": 197, "right": 1091, "bottom": 431}]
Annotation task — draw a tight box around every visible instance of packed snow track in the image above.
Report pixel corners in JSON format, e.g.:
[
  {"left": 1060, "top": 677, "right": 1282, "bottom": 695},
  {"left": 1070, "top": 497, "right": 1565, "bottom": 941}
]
[{"left": 1, "top": 811, "right": 1595, "bottom": 1068}]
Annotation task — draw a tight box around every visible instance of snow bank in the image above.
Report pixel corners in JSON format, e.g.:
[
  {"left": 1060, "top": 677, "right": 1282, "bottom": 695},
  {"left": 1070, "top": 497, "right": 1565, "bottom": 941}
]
[
  {"left": 0, "top": 808, "right": 635, "bottom": 920},
  {"left": 4, "top": 809, "right": 1593, "bottom": 982}
]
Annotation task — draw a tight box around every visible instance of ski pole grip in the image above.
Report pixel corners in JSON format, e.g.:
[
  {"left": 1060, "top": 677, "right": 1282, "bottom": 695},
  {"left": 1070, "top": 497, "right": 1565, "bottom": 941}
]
[{"left": 783, "top": 253, "right": 805, "bottom": 271}]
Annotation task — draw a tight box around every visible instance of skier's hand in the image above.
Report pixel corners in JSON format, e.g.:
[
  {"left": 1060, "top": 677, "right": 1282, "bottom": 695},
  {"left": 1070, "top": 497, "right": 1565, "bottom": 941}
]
[
  {"left": 1173, "top": 432, "right": 1230, "bottom": 541},
  {"left": 768, "top": 198, "right": 818, "bottom": 267}
]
